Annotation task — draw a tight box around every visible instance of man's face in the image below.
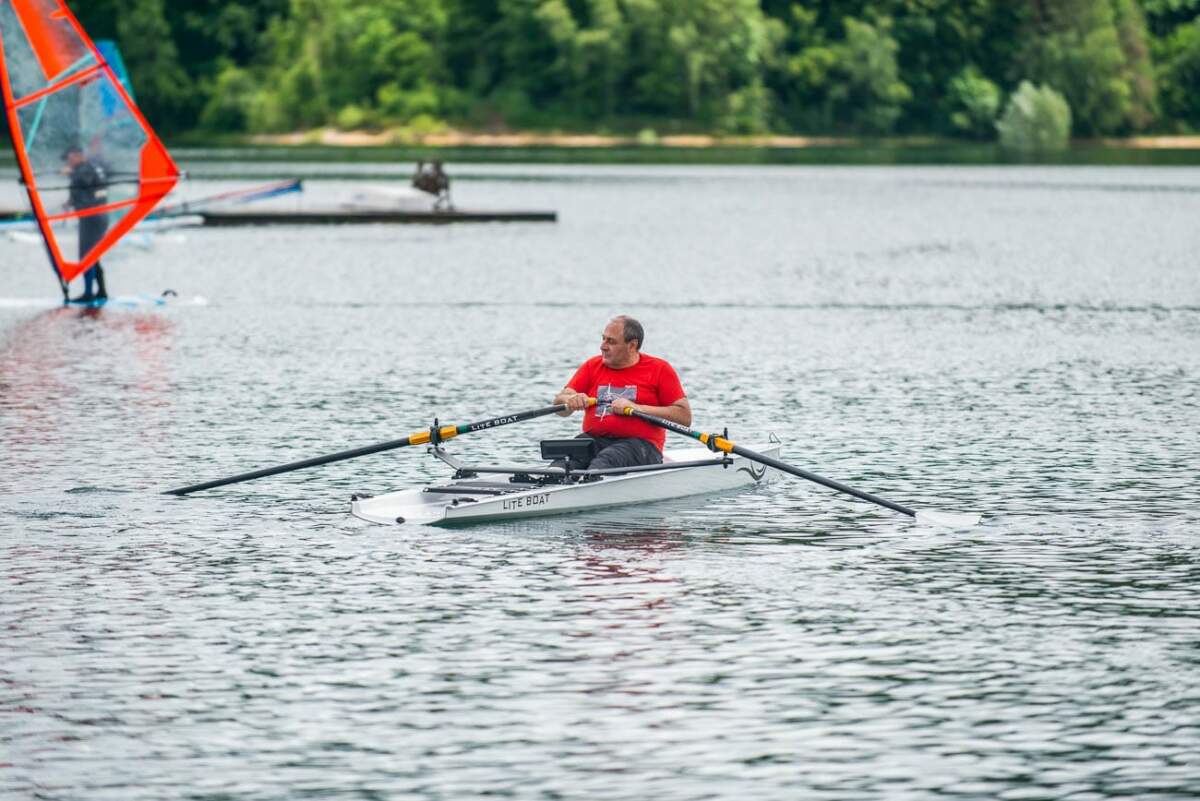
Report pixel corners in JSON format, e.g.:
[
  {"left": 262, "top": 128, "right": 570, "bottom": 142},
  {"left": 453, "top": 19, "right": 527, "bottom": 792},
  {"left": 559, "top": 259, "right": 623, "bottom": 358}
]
[
  {"left": 64, "top": 150, "right": 83, "bottom": 167},
  {"left": 600, "top": 320, "right": 636, "bottom": 368}
]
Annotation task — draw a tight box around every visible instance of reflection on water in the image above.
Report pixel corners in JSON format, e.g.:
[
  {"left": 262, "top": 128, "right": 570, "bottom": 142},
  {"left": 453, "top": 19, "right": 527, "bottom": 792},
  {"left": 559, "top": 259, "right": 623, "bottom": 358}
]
[
  {"left": 1, "top": 164, "right": 1199, "bottom": 800},
  {"left": 2, "top": 308, "right": 176, "bottom": 478}
]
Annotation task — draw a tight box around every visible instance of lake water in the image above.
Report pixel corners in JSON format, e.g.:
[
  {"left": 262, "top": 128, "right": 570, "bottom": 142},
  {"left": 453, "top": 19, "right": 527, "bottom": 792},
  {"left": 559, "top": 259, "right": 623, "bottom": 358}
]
[{"left": 2, "top": 162, "right": 1199, "bottom": 799}]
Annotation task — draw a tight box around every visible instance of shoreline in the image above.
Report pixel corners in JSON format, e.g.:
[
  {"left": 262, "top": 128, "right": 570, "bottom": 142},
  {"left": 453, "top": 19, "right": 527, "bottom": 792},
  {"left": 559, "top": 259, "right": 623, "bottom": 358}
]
[
  {"left": 248, "top": 130, "right": 859, "bottom": 149},
  {"left": 245, "top": 129, "right": 1200, "bottom": 150}
]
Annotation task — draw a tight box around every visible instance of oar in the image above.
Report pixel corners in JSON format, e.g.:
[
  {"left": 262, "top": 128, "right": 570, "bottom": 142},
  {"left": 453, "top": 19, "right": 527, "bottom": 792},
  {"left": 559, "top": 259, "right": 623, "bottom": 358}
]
[
  {"left": 165, "top": 400, "right": 595, "bottom": 496},
  {"left": 623, "top": 408, "right": 981, "bottom": 527}
]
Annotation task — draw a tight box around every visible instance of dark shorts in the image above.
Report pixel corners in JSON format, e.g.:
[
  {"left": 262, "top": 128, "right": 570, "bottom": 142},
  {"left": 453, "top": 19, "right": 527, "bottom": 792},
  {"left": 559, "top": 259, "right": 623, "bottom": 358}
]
[{"left": 575, "top": 434, "right": 662, "bottom": 470}]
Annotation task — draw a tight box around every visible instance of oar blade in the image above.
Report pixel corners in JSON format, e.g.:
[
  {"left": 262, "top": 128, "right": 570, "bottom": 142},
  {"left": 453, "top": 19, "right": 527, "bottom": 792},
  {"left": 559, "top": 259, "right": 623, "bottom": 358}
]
[{"left": 915, "top": 509, "right": 983, "bottom": 528}]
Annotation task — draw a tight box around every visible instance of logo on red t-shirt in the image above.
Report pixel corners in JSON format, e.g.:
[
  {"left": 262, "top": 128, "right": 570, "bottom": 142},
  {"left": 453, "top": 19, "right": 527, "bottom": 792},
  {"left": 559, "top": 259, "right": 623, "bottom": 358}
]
[{"left": 596, "top": 384, "right": 636, "bottom": 418}]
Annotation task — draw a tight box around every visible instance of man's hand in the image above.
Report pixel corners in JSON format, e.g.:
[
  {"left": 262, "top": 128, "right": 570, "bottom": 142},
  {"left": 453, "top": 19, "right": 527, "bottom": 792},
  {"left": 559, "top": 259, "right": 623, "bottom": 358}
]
[
  {"left": 608, "top": 396, "right": 636, "bottom": 415},
  {"left": 555, "top": 389, "right": 590, "bottom": 414}
]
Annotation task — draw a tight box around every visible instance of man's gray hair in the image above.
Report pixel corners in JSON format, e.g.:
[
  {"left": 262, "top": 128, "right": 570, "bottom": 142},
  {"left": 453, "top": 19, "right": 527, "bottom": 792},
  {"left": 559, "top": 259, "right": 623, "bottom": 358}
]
[{"left": 612, "top": 315, "right": 644, "bottom": 350}]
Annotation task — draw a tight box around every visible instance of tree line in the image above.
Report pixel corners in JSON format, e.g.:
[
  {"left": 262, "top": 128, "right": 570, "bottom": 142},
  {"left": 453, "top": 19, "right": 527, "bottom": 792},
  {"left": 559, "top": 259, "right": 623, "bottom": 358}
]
[{"left": 61, "top": 0, "right": 1200, "bottom": 140}]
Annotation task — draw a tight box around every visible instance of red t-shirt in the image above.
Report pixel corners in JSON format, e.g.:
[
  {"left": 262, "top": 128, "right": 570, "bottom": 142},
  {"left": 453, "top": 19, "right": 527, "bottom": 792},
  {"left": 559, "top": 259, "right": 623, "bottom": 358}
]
[{"left": 566, "top": 353, "right": 686, "bottom": 451}]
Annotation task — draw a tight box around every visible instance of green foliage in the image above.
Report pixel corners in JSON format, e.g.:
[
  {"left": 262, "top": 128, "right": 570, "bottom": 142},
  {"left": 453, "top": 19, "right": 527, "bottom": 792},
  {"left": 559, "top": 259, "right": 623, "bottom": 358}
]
[
  {"left": 1141, "top": 0, "right": 1200, "bottom": 36},
  {"left": 198, "top": 62, "right": 258, "bottom": 131},
  {"left": 1015, "top": 0, "right": 1156, "bottom": 134},
  {"left": 828, "top": 17, "right": 911, "bottom": 134},
  {"left": 626, "top": 0, "right": 781, "bottom": 125},
  {"left": 885, "top": 0, "right": 1021, "bottom": 133},
  {"left": 115, "top": 0, "right": 193, "bottom": 130},
  {"left": 770, "top": 5, "right": 841, "bottom": 131},
  {"left": 335, "top": 104, "right": 372, "bottom": 131},
  {"left": 1154, "top": 17, "right": 1200, "bottom": 127},
  {"left": 996, "top": 80, "right": 1072, "bottom": 151},
  {"left": 46, "top": 0, "right": 1200, "bottom": 136},
  {"left": 636, "top": 127, "right": 660, "bottom": 145},
  {"left": 945, "top": 66, "right": 1002, "bottom": 138},
  {"left": 1112, "top": 0, "right": 1159, "bottom": 129}
]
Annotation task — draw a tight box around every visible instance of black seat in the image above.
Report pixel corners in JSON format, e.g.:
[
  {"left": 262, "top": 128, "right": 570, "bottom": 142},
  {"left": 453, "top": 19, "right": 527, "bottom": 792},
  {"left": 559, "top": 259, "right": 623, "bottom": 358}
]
[{"left": 540, "top": 438, "right": 596, "bottom": 470}]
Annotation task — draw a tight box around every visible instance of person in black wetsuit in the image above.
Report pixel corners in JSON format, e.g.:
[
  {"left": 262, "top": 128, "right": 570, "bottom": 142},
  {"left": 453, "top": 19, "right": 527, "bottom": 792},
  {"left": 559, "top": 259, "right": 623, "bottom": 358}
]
[{"left": 62, "top": 145, "right": 109, "bottom": 302}]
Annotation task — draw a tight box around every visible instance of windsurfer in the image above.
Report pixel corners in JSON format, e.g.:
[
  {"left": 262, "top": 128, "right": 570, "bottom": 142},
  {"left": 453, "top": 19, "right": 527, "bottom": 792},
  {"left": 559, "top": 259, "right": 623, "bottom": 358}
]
[
  {"left": 62, "top": 145, "right": 109, "bottom": 302},
  {"left": 554, "top": 316, "right": 693, "bottom": 470}
]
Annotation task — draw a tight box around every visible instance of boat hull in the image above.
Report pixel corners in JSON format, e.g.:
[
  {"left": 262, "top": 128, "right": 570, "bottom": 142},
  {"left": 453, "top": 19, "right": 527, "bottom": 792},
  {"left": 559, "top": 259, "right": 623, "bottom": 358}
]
[{"left": 351, "top": 444, "right": 779, "bottom": 526}]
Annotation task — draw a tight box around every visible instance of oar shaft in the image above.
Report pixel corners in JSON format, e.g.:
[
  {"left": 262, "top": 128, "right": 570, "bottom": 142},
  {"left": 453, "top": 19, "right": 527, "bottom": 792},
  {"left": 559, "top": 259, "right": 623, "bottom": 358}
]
[
  {"left": 729, "top": 446, "right": 914, "bottom": 517},
  {"left": 165, "top": 402, "right": 578, "bottom": 496},
  {"left": 625, "top": 408, "right": 916, "bottom": 518},
  {"left": 164, "top": 435, "right": 421, "bottom": 496}
]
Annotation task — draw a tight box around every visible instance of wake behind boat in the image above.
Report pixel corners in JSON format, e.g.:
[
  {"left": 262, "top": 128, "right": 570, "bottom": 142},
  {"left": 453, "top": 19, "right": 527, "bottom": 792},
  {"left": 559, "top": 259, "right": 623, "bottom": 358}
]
[{"left": 350, "top": 439, "right": 778, "bottom": 526}]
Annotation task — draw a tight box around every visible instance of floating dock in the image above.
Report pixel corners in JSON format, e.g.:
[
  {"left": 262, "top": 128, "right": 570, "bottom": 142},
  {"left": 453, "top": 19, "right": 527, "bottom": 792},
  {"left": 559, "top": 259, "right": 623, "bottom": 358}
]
[{"left": 198, "top": 208, "right": 557, "bottom": 226}]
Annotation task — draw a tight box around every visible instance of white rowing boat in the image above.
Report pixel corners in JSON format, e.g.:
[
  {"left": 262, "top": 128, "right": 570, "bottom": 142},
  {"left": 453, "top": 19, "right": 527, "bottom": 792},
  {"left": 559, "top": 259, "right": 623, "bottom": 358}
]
[{"left": 350, "top": 439, "right": 781, "bottom": 526}]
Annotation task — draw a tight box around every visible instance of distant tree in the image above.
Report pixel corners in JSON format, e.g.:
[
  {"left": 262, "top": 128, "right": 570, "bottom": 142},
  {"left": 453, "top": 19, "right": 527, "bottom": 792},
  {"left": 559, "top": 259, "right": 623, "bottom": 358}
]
[
  {"left": 623, "top": 0, "right": 780, "bottom": 129},
  {"left": 945, "top": 65, "right": 1002, "bottom": 138},
  {"left": 485, "top": 0, "right": 570, "bottom": 123},
  {"left": 1140, "top": 0, "right": 1200, "bottom": 37},
  {"left": 1016, "top": 0, "right": 1154, "bottom": 134},
  {"left": 1111, "top": 0, "right": 1158, "bottom": 130},
  {"left": 827, "top": 17, "right": 911, "bottom": 134},
  {"left": 116, "top": 0, "right": 193, "bottom": 131},
  {"left": 574, "top": 0, "right": 629, "bottom": 118},
  {"left": 516, "top": 0, "right": 631, "bottom": 119},
  {"left": 767, "top": 4, "right": 838, "bottom": 131},
  {"left": 996, "top": 80, "right": 1072, "bottom": 151},
  {"left": 245, "top": 0, "right": 448, "bottom": 131},
  {"left": 884, "top": 0, "right": 1020, "bottom": 133},
  {"left": 199, "top": 62, "right": 258, "bottom": 131},
  {"left": 1154, "top": 16, "right": 1200, "bottom": 128}
]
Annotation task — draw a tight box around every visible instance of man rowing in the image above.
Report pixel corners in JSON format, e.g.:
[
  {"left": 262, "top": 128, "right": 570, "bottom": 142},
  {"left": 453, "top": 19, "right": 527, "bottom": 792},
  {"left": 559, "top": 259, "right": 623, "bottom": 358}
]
[{"left": 555, "top": 315, "right": 692, "bottom": 470}]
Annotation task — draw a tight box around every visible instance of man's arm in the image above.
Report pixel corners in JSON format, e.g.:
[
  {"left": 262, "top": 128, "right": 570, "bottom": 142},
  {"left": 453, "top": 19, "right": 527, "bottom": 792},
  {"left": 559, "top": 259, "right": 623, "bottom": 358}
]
[{"left": 608, "top": 396, "right": 691, "bottom": 426}]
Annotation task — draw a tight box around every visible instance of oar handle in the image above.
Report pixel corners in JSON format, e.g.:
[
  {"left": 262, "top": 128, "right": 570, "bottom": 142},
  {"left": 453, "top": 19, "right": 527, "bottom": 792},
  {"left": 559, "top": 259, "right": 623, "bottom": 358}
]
[
  {"left": 623, "top": 407, "right": 916, "bottom": 518},
  {"left": 165, "top": 399, "right": 595, "bottom": 496}
]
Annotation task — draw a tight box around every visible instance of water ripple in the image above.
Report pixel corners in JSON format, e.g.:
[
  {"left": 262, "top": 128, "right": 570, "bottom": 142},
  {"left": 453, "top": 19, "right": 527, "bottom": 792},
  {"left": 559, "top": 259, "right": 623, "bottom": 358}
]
[{"left": 2, "top": 163, "right": 1199, "bottom": 800}]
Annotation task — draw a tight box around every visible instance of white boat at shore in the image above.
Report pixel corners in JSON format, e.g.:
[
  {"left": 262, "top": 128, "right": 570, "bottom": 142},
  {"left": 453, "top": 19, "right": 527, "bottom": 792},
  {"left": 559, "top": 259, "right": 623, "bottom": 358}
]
[{"left": 351, "top": 440, "right": 779, "bottom": 526}]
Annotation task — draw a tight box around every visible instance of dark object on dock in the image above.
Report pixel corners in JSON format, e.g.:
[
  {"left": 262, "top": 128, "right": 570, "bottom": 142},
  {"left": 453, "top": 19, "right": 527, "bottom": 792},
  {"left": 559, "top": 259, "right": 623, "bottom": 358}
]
[
  {"left": 198, "top": 208, "right": 557, "bottom": 226},
  {"left": 413, "top": 161, "right": 452, "bottom": 211}
]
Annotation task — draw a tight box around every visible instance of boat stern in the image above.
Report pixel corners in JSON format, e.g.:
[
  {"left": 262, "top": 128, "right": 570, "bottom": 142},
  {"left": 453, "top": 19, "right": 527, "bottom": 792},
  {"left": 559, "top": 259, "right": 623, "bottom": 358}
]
[{"left": 351, "top": 490, "right": 447, "bottom": 526}]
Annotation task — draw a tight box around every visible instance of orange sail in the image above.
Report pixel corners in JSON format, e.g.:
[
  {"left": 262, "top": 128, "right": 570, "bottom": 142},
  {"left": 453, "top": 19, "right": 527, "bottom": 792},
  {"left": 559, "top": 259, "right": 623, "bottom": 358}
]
[{"left": 0, "top": 0, "right": 179, "bottom": 291}]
